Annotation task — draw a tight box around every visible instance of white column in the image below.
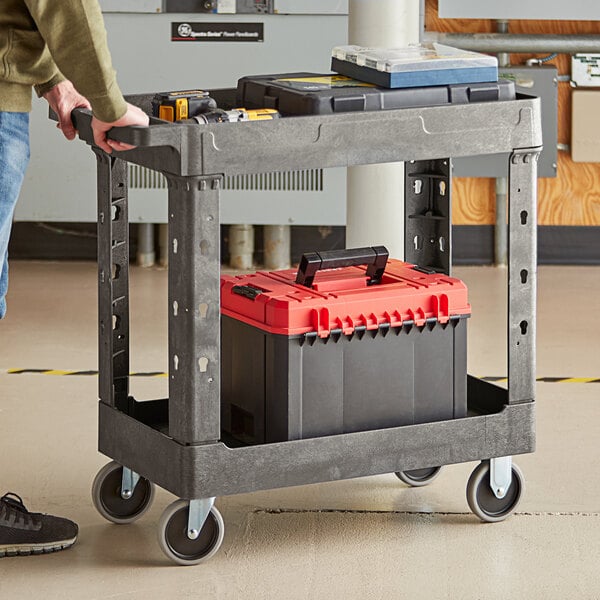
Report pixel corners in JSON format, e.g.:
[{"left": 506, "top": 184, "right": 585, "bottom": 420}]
[{"left": 347, "top": 0, "right": 421, "bottom": 259}]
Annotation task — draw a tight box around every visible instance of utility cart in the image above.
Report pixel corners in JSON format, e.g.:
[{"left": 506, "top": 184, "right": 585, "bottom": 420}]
[{"left": 65, "top": 88, "right": 541, "bottom": 565}]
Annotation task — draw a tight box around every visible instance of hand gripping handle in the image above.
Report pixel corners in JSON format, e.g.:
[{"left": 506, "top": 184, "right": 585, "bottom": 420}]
[
  {"left": 67, "top": 108, "right": 166, "bottom": 148},
  {"left": 295, "top": 246, "right": 389, "bottom": 288}
]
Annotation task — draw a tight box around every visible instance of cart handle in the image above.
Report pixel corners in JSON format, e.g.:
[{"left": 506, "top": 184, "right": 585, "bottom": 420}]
[
  {"left": 53, "top": 108, "right": 173, "bottom": 148},
  {"left": 295, "top": 246, "right": 389, "bottom": 288}
]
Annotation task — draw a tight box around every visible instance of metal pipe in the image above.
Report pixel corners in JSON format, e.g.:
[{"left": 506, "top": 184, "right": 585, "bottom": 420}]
[
  {"left": 137, "top": 223, "right": 155, "bottom": 267},
  {"left": 496, "top": 20, "right": 510, "bottom": 67},
  {"left": 158, "top": 223, "right": 169, "bottom": 267},
  {"left": 423, "top": 32, "right": 600, "bottom": 54},
  {"left": 495, "top": 21, "right": 509, "bottom": 268},
  {"left": 495, "top": 177, "right": 508, "bottom": 267},
  {"left": 263, "top": 225, "right": 291, "bottom": 270},
  {"left": 229, "top": 224, "right": 254, "bottom": 270}
]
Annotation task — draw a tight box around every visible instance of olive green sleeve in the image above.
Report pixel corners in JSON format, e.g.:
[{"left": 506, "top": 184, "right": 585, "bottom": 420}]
[
  {"left": 23, "top": 0, "right": 127, "bottom": 122},
  {"left": 34, "top": 70, "right": 66, "bottom": 98}
]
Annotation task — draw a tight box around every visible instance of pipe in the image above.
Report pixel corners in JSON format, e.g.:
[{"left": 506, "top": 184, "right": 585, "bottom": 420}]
[
  {"left": 495, "top": 21, "right": 509, "bottom": 268},
  {"left": 229, "top": 224, "right": 254, "bottom": 270},
  {"left": 495, "top": 177, "right": 508, "bottom": 267},
  {"left": 263, "top": 225, "right": 291, "bottom": 270},
  {"left": 158, "top": 223, "right": 169, "bottom": 268},
  {"left": 496, "top": 20, "right": 510, "bottom": 68},
  {"left": 423, "top": 32, "right": 600, "bottom": 54},
  {"left": 137, "top": 223, "right": 155, "bottom": 268}
]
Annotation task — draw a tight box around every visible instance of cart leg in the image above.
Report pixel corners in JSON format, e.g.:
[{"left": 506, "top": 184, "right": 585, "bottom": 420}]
[
  {"left": 165, "top": 175, "right": 222, "bottom": 445},
  {"left": 507, "top": 147, "right": 541, "bottom": 405},
  {"left": 95, "top": 151, "right": 130, "bottom": 410}
]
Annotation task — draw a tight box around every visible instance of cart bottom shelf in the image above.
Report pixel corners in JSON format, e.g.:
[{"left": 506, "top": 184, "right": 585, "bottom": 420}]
[{"left": 98, "top": 377, "right": 534, "bottom": 500}]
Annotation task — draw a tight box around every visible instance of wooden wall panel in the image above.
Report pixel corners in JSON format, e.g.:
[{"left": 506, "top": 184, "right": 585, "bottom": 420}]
[
  {"left": 452, "top": 179, "right": 495, "bottom": 224},
  {"left": 426, "top": 0, "right": 600, "bottom": 225}
]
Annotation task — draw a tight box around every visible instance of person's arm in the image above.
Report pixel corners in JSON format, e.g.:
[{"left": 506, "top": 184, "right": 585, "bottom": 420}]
[
  {"left": 25, "top": 1, "right": 149, "bottom": 152},
  {"left": 43, "top": 77, "right": 149, "bottom": 153},
  {"left": 23, "top": 0, "right": 127, "bottom": 123}
]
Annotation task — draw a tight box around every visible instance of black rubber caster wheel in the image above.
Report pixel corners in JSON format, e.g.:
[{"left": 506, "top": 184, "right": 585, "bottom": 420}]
[
  {"left": 91, "top": 461, "right": 155, "bottom": 524},
  {"left": 466, "top": 461, "right": 525, "bottom": 523},
  {"left": 395, "top": 466, "right": 442, "bottom": 487},
  {"left": 158, "top": 500, "right": 224, "bottom": 566}
]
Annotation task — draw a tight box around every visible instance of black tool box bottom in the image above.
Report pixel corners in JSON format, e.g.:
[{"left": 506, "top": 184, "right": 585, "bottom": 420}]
[{"left": 221, "top": 315, "right": 468, "bottom": 445}]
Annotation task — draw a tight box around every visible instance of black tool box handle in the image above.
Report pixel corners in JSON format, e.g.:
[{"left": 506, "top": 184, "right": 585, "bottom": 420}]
[{"left": 295, "top": 246, "right": 389, "bottom": 288}]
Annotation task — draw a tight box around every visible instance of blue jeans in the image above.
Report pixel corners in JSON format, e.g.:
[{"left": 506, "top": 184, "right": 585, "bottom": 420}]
[{"left": 0, "top": 112, "right": 30, "bottom": 319}]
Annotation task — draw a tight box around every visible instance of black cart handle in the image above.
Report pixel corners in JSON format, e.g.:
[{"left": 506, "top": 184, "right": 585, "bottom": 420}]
[
  {"left": 49, "top": 107, "right": 169, "bottom": 149},
  {"left": 295, "top": 246, "right": 389, "bottom": 288},
  {"left": 71, "top": 108, "right": 159, "bottom": 146}
]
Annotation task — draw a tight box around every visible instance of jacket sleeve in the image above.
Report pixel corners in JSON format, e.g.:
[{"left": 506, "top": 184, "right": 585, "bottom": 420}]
[
  {"left": 23, "top": 0, "right": 127, "bottom": 122},
  {"left": 34, "top": 69, "right": 66, "bottom": 99}
]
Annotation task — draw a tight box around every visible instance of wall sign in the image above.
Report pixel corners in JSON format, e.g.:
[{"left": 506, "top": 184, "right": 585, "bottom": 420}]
[{"left": 171, "top": 22, "right": 264, "bottom": 42}]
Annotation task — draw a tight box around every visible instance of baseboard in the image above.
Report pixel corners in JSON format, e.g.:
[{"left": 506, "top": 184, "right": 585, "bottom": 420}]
[
  {"left": 452, "top": 225, "right": 495, "bottom": 265},
  {"left": 453, "top": 225, "right": 600, "bottom": 265},
  {"left": 8, "top": 223, "right": 346, "bottom": 265},
  {"left": 537, "top": 226, "right": 600, "bottom": 264},
  {"left": 8, "top": 222, "right": 135, "bottom": 261},
  {"left": 9, "top": 223, "right": 600, "bottom": 265}
]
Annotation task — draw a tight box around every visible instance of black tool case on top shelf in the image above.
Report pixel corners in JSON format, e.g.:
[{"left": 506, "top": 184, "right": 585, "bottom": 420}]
[{"left": 236, "top": 72, "right": 516, "bottom": 115}]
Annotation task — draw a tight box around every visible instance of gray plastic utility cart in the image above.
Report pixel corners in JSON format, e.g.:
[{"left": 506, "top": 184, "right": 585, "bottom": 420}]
[{"left": 65, "top": 88, "right": 541, "bottom": 565}]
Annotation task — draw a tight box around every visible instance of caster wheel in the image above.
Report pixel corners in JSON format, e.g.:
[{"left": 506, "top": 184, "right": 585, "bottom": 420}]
[
  {"left": 395, "top": 466, "right": 442, "bottom": 487},
  {"left": 91, "top": 461, "right": 155, "bottom": 524},
  {"left": 158, "top": 500, "right": 224, "bottom": 566},
  {"left": 466, "top": 461, "right": 524, "bottom": 523}
]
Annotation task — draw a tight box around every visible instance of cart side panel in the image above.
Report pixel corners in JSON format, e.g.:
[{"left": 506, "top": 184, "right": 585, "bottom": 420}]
[
  {"left": 167, "top": 175, "right": 222, "bottom": 444},
  {"left": 96, "top": 153, "right": 130, "bottom": 408},
  {"left": 508, "top": 147, "right": 541, "bottom": 404}
]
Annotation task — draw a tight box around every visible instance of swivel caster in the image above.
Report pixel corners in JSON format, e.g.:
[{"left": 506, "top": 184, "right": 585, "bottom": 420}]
[
  {"left": 466, "top": 460, "right": 524, "bottom": 523},
  {"left": 395, "top": 466, "right": 442, "bottom": 487},
  {"left": 158, "top": 499, "right": 224, "bottom": 566},
  {"left": 92, "top": 461, "right": 155, "bottom": 524}
]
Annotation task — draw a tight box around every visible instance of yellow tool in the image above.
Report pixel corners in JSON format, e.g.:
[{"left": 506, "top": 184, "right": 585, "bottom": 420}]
[
  {"left": 184, "top": 107, "right": 280, "bottom": 124},
  {"left": 151, "top": 90, "right": 217, "bottom": 122}
]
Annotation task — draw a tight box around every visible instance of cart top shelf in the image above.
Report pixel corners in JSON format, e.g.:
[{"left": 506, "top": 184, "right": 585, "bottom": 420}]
[{"left": 67, "top": 90, "right": 542, "bottom": 177}]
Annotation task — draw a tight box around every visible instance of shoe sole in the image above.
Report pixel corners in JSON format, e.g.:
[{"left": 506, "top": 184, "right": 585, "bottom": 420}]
[{"left": 0, "top": 537, "right": 77, "bottom": 557}]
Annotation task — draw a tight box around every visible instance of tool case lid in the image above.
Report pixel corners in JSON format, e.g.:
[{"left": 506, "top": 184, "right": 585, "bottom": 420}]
[
  {"left": 221, "top": 256, "right": 471, "bottom": 338},
  {"left": 236, "top": 72, "right": 514, "bottom": 115}
]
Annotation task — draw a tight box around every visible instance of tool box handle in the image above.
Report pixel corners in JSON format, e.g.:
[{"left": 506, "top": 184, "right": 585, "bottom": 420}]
[{"left": 295, "top": 246, "right": 389, "bottom": 288}]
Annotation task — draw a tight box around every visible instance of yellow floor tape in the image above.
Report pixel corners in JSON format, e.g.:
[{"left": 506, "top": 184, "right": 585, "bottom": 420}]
[{"left": 5, "top": 369, "right": 600, "bottom": 382}]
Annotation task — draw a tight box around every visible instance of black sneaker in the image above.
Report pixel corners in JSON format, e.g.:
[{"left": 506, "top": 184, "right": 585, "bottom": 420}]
[{"left": 0, "top": 493, "right": 78, "bottom": 557}]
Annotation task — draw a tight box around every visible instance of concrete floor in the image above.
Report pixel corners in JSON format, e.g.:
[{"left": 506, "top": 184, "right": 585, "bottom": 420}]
[{"left": 0, "top": 261, "right": 598, "bottom": 599}]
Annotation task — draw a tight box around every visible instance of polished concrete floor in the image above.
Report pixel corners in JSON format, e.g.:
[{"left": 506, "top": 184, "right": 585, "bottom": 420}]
[{"left": 0, "top": 261, "right": 598, "bottom": 599}]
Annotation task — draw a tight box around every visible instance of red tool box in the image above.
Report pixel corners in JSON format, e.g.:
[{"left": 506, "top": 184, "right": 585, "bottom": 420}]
[{"left": 221, "top": 247, "right": 471, "bottom": 445}]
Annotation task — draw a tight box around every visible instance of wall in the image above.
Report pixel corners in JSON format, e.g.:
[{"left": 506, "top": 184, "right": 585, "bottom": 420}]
[{"left": 426, "top": 0, "right": 600, "bottom": 226}]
